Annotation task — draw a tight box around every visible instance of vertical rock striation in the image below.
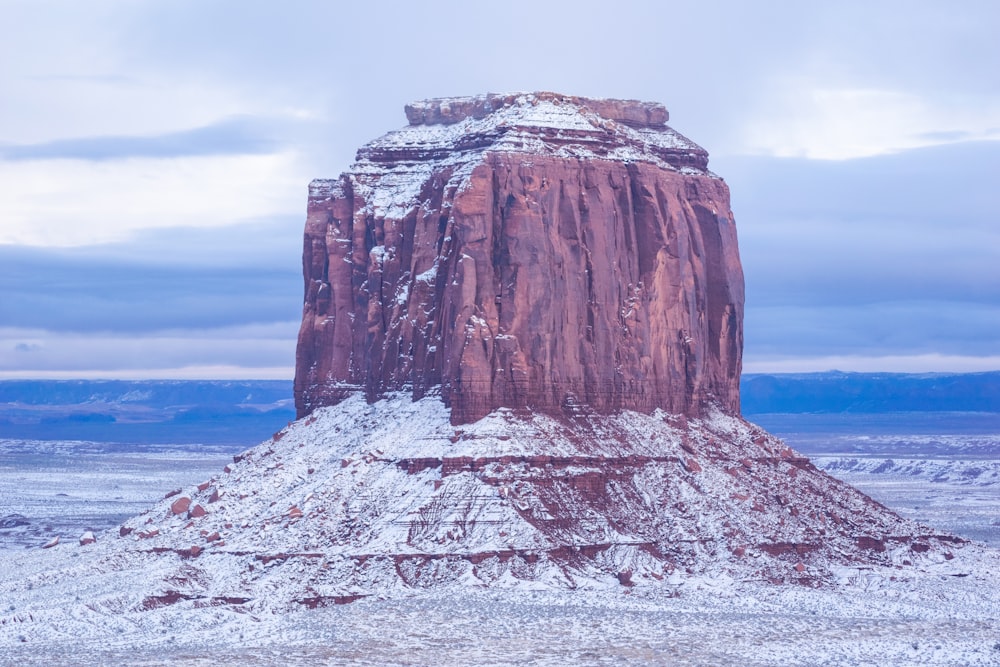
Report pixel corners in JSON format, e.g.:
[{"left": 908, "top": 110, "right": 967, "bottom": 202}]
[{"left": 295, "top": 92, "right": 743, "bottom": 424}]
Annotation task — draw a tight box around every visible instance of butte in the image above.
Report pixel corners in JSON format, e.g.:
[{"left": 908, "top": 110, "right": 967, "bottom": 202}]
[{"left": 117, "top": 93, "right": 963, "bottom": 598}]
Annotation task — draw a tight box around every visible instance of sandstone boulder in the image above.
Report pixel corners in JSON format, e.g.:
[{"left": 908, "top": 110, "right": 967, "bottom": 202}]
[{"left": 170, "top": 496, "right": 191, "bottom": 516}]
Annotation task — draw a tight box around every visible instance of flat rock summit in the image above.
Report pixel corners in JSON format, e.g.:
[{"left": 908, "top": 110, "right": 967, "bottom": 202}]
[{"left": 0, "top": 94, "right": 976, "bottom": 623}]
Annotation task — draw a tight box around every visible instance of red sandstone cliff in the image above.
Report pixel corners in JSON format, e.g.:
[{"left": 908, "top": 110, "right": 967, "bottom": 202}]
[{"left": 295, "top": 92, "right": 743, "bottom": 424}]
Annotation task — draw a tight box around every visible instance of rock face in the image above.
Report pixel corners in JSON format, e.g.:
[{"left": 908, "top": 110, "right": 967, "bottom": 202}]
[{"left": 295, "top": 92, "right": 743, "bottom": 424}]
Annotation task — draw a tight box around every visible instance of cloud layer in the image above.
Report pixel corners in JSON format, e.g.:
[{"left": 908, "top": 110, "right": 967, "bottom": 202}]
[
  {"left": 0, "top": 116, "right": 280, "bottom": 161},
  {"left": 1, "top": 0, "right": 997, "bottom": 377}
]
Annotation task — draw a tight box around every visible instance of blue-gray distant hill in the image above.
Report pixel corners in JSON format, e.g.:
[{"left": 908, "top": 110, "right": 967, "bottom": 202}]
[
  {"left": 741, "top": 371, "right": 1000, "bottom": 413},
  {"left": 741, "top": 371, "right": 1000, "bottom": 434},
  {"left": 0, "top": 380, "right": 294, "bottom": 445},
  {"left": 2, "top": 373, "right": 999, "bottom": 444}
]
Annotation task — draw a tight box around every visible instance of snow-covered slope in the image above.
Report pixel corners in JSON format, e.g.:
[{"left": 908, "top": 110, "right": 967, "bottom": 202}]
[
  {"left": 1, "top": 394, "right": 997, "bottom": 664},
  {"left": 0, "top": 394, "right": 970, "bottom": 612}
]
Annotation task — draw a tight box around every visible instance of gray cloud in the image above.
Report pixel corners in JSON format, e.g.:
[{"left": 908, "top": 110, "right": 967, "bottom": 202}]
[
  {"left": 0, "top": 116, "right": 283, "bottom": 161},
  {"left": 0, "top": 325, "right": 297, "bottom": 376},
  {"left": 0, "top": 218, "right": 302, "bottom": 333},
  {"left": 745, "top": 301, "right": 1000, "bottom": 359},
  {"left": 718, "top": 140, "right": 1000, "bottom": 362},
  {"left": 718, "top": 141, "right": 1000, "bottom": 307},
  {"left": 75, "top": 216, "right": 304, "bottom": 270}
]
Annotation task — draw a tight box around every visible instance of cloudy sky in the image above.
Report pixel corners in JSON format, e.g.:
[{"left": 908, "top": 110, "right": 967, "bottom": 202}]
[{"left": 1, "top": 0, "right": 998, "bottom": 379}]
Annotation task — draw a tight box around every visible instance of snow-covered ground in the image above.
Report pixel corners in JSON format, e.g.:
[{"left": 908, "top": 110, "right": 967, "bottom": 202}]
[
  {"left": 0, "top": 439, "right": 232, "bottom": 552},
  {"left": 761, "top": 430, "right": 1000, "bottom": 548},
  {"left": 1, "top": 555, "right": 998, "bottom": 666},
  {"left": 814, "top": 455, "right": 1000, "bottom": 548},
  {"left": 1, "top": 399, "right": 998, "bottom": 666}
]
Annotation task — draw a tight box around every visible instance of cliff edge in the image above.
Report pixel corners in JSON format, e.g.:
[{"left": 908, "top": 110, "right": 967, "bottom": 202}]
[{"left": 295, "top": 92, "right": 743, "bottom": 424}]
